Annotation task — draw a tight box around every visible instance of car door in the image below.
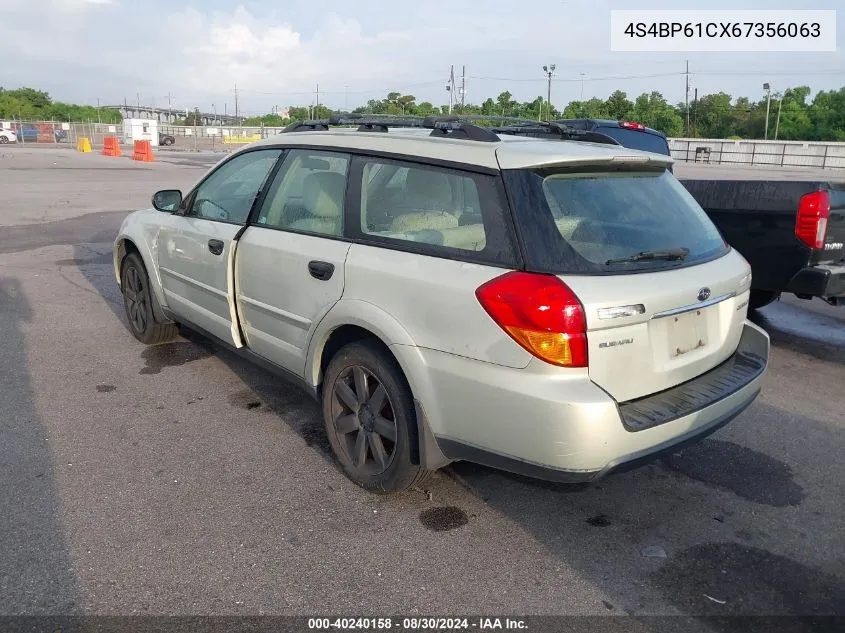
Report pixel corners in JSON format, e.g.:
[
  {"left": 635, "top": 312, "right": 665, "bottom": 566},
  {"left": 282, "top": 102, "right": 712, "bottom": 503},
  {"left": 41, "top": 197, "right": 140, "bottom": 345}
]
[
  {"left": 157, "top": 148, "right": 282, "bottom": 345},
  {"left": 235, "top": 149, "right": 352, "bottom": 376}
]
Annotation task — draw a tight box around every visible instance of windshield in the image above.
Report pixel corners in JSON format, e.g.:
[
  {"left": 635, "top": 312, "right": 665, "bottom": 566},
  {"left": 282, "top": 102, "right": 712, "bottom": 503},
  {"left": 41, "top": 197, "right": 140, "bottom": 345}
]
[
  {"left": 504, "top": 168, "right": 729, "bottom": 275},
  {"left": 595, "top": 126, "right": 670, "bottom": 155}
]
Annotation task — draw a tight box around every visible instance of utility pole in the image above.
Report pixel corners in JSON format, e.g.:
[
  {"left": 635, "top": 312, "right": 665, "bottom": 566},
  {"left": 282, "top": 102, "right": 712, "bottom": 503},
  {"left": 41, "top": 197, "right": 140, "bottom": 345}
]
[
  {"left": 774, "top": 91, "right": 783, "bottom": 140},
  {"left": 542, "top": 64, "right": 556, "bottom": 121},
  {"left": 167, "top": 92, "right": 172, "bottom": 122},
  {"left": 460, "top": 65, "right": 466, "bottom": 109},
  {"left": 693, "top": 88, "right": 698, "bottom": 137},
  {"left": 234, "top": 83, "right": 239, "bottom": 125},
  {"left": 446, "top": 65, "right": 455, "bottom": 114},
  {"left": 97, "top": 97, "right": 101, "bottom": 124},
  {"left": 315, "top": 83, "right": 320, "bottom": 116},
  {"left": 344, "top": 85, "right": 349, "bottom": 112},
  {"left": 136, "top": 92, "right": 140, "bottom": 109},
  {"left": 684, "top": 60, "right": 690, "bottom": 137},
  {"left": 580, "top": 73, "right": 586, "bottom": 100},
  {"left": 763, "top": 82, "right": 771, "bottom": 140}
]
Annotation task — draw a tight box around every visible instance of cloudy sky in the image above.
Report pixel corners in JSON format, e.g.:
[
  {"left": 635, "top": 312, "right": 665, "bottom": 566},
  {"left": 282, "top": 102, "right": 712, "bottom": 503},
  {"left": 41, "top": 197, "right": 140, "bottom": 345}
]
[{"left": 0, "top": 0, "right": 842, "bottom": 116}]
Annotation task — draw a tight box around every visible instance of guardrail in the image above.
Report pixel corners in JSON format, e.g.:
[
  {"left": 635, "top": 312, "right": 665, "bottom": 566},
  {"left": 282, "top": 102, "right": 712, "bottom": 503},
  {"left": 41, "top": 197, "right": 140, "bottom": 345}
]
[{"left": 669, "top": 138, "right": 845, "bottom": 170}]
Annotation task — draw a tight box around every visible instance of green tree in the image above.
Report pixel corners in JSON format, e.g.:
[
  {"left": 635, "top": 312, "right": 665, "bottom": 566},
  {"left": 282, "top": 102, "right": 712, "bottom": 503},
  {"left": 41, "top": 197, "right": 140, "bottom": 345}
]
[
  {"left": 772, "top": 87, "right": 811, "bottom": 140},
  {"left": 496, "top": 91, "right": 515, "bottom": 117},
  {"left": 605, "top": 90, "right": 632, "bottom": 120},
  {"left": 628, "top": 91, "right": 683, "bottom": 136},
  {"left": 808, "top": 87, "right": 845, "bottom": 141},
  {"left": 563, "top": 97, "right": 608, "bottom": 119}
]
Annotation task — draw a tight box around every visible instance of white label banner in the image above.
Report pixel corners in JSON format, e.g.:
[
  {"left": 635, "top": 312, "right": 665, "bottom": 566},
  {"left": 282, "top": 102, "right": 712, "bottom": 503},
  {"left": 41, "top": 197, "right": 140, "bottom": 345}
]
[{"left": 611, "top": 10, "right": 837, "bottom": 52}]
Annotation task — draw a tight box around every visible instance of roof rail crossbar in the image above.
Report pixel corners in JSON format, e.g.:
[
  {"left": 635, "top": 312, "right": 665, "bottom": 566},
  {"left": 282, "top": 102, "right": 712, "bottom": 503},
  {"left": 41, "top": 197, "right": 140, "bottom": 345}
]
[
  {"left": 357, "top": 123, "right": 389, "bottom": 132},
  {"left": 422, "top": 116, "right": 500, "bottom": 142},
  {"left": 280, "top": 119, "right": 330, "bottom": 133},
  {"left": 493, "top": 122, "right": 621, "bottom": 146}
]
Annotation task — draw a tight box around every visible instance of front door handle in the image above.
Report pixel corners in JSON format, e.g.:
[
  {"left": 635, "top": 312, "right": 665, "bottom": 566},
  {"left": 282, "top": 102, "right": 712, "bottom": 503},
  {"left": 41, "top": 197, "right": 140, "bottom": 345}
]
[
  {"left": 308, "top": 260, "right": 335, "bottom": 281},
  {"left": 208, "top": 239, "right": 224, "bottom": 256}
]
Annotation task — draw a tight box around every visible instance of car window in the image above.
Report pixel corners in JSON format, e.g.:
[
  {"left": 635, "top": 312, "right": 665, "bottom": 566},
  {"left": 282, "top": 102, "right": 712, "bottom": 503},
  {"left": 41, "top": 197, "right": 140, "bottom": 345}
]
[
  {"left": 505, "top": 168, "right": 728, "bottom": 275},
  {"left": 360, "top": 160, "right": 487, "bottom": 252},
  {"left": 189, "top": 149, "right": 282, "bottom": 224},
  {"left": 256, "top": 149, "right": 350, "bottom": 237}
]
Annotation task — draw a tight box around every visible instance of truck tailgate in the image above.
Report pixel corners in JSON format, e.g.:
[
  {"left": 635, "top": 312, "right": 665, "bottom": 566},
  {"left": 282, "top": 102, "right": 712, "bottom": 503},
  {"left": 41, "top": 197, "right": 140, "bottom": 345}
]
[{"left": 681, "top": 179, "right": 845, "bottom": 280}]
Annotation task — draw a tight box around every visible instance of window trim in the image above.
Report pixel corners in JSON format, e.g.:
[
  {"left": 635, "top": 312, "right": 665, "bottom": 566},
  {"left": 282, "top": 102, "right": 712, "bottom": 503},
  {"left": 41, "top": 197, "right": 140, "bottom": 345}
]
[
  {"left": 345, "top": 154, "right": 522, "bottom": 270},
  {"left": 177, "top": 147, "right": 285, "bottom": 226},
  {"left": 247, "top": 148, "right": 354, "bottom": 242}
]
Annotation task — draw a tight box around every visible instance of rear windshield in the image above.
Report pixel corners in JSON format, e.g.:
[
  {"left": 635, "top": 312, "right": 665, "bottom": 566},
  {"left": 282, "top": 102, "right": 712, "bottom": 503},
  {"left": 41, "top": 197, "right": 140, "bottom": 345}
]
[
  {"left": 503, "top": 168, "right": 729, "bottom": 275},
  {"left": 595, "top": 126, "right": 670, "bottom": 155}
]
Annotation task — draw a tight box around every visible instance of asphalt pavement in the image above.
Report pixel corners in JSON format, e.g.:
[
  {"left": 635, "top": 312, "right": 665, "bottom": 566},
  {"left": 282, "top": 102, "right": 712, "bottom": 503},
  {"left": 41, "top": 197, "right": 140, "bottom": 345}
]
[{"left": 1, "top": 147, "right": 843, "bottom": 626}]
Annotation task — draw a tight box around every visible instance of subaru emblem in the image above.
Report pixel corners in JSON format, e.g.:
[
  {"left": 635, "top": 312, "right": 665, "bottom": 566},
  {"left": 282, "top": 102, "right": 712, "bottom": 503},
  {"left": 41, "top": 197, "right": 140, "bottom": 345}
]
[{"left": 697, "top": 287, "right": 711, "bottom": 302}]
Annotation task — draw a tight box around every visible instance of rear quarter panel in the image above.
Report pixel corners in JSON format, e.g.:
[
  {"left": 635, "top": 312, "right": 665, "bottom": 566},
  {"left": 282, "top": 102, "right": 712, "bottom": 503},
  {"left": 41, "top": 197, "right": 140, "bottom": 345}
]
[{"left": 336, "top": 244, "right": 531, "bottom": 368}]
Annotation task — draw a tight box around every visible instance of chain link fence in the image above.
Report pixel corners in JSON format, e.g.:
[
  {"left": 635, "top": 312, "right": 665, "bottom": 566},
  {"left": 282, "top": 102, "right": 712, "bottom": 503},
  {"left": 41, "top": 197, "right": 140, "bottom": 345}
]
[{"left": 0, "top": 120, "right": 289, "bottom": 152}]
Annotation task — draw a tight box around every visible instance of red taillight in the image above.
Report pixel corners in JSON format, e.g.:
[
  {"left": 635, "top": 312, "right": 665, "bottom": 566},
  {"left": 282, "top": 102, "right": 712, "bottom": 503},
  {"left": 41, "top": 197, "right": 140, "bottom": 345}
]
[
  {"left": 475, "top": 271, "right": 588, "bottom": 367},
  {"left": 795, "top": 191, "right": 830, "bottom": 250},
  {"left": 619, "top": 121, "right": 645, "bottom": 131}
]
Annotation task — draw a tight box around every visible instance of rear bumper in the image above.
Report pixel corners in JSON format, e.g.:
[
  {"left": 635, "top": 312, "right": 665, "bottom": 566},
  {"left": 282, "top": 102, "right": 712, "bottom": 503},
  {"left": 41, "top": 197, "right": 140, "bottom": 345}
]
[
  {"left": 396, "top": 321, "right": 769, "bottom": 482},
  {"left": 787, "top": 263, "right": 845, "bottom": 299}
]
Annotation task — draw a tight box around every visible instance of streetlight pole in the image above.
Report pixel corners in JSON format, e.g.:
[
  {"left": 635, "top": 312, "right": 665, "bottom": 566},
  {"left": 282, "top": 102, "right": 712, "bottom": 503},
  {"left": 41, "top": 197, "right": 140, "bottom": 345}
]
[
  {"left": 774, "top": 91, "right": 783, "bottom": 141},
  {"left": 763, "top": 82, "right": 772, "bottom": 140},
  {"left": 542, "top": 63, "right": 556, "bottom": 121}
]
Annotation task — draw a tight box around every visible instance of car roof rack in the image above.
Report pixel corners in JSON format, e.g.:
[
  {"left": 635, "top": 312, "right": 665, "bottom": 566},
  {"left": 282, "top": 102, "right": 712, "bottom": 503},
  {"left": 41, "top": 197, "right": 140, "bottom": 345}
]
[
  {"left": 280, "top": 113, "right": 500, "bottom": 142},
  {"left": 488, "top": 120, "right": 621, "bottom": 146},
  {"left": 279, "top": 113, "right": 620, "bottom": 145}
]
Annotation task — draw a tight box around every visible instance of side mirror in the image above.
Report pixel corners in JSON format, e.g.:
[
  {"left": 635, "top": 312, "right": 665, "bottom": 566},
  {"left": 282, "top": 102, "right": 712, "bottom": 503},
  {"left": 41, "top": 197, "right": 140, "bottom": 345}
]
[{"left": 152, "top": 189, "right": 182, "bottom": 212}]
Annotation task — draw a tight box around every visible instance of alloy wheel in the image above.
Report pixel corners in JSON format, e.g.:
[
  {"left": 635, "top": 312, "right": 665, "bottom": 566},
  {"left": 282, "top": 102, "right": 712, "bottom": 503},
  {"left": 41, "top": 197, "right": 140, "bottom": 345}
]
[{"left": 330, "top": 365, "right": 398, "bottom": 475}]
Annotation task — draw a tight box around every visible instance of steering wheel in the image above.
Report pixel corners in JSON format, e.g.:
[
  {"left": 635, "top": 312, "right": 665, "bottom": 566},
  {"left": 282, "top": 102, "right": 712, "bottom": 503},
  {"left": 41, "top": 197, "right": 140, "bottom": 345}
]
[{"left": 194, "top": 198, "right": 231, "bottom": 222}]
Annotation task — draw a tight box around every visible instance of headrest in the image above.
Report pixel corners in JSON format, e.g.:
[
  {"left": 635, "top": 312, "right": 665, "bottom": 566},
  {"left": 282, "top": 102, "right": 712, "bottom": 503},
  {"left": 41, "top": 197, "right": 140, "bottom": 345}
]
[{"left": 303, "top": 172, "right": 346, "bottom": 218}]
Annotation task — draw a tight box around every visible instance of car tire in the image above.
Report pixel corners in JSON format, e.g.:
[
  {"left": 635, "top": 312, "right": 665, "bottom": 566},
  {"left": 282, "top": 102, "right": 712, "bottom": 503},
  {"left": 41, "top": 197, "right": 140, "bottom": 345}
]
[
  {"left": 322, "top": 340, "right": 431, "bottom": 494},
  {"left": 0, "top": 137, "right": 8, "bottom": 144},
  {"left": 120, "top": 252, "right": 179, "bottom": 345},
  {"left": 749, "top": 290, "right": 780, "bottom": 311}
]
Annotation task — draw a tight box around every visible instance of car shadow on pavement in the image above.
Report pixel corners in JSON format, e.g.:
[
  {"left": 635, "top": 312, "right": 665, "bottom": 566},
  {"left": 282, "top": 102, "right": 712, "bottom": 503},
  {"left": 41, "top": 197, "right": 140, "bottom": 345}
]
[{"left": 0, "top": 276, "right": 81, "bottom": 614}]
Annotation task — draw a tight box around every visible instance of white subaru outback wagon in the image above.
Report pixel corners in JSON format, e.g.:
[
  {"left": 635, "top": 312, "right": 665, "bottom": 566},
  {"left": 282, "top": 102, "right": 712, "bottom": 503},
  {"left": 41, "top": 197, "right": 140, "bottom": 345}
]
[{"left": 113, "top": 115, "right": 770, "bottom": 493}]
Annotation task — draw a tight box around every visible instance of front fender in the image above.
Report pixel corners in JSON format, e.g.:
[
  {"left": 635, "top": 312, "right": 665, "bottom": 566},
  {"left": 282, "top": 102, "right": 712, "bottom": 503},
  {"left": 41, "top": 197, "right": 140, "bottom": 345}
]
[{"left": 113, "top": 209, "right": 169, "bottom": 317}]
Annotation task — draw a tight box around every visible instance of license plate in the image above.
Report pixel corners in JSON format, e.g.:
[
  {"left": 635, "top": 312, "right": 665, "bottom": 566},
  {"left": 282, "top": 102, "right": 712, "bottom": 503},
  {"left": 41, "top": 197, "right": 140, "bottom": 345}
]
[{"left": 668, "top": 309, "right": 708, "bottom": 358}]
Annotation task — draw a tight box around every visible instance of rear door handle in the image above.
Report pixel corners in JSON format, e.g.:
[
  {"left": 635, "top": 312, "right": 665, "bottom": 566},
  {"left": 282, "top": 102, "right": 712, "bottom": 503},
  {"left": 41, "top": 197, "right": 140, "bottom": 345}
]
[
  {"left": 308, "top": 260, "right": 335, "bottom": 281},
  {"left": 208, "top": 239, "right": 224, "bottom": 256}
]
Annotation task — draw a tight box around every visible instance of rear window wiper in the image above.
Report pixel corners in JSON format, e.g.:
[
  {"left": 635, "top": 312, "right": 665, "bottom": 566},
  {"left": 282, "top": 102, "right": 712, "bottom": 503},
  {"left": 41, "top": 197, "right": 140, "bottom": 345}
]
[{"left": 605, "top": 248, "right": 689, "bottom": 265}]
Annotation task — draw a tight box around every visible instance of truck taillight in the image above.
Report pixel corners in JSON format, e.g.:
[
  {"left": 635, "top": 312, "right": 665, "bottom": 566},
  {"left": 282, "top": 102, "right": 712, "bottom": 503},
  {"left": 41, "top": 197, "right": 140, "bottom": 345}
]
[
  {"left": 795, "top": 191, "right": 830, "bottom": 250},
  {"left": 475, "top": 272, "right": 587, "bottom": 367}
]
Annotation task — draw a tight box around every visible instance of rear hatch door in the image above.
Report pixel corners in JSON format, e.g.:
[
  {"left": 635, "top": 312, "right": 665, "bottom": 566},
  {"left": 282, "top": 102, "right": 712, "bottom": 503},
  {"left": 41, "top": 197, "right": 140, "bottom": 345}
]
[{"left": 503, "top": 162, "right": 751, "bottom": 403}]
